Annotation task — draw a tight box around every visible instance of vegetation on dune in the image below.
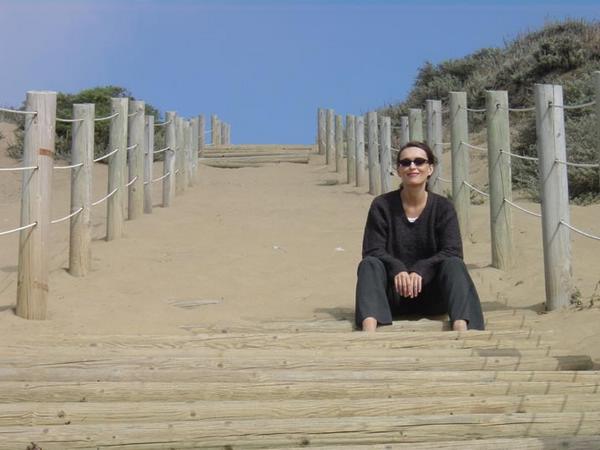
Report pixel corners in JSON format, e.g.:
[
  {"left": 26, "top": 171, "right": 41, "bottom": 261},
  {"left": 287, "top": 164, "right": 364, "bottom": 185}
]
[{"left": 380, "top": 19, "right": 600, "bottom": 203}]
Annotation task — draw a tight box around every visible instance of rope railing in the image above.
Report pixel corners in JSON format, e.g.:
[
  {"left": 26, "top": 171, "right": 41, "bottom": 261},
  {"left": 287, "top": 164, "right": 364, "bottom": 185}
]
[
  {"left": 126, "top": 143, "right": 138, "bottom": 151},
  {"left": 50, "top": 207, "right": 83, "bottom": 225},
  {"left": 92, "top": 186, "right": 119, "bottom": 207},
  {"left": 0, "top": 221, "right": 36, "bottom": 237},
  {"left": 499, "top": 149, "right": 539, "bottom": 162},
  {"left": 503, "top": 198, "right": 541, "bottom": 218},
  {"left": 462, "top": 106, "right": 486, "bottom": 113},
  {"left": 460, "top": 141, "right": 488, "bottom": 152},
  {"left": 496, "top": 104, "right": 536, "bottom": 113},
  {"left": 463, "top": 181, "right": 489, "bottom": 197},
  {"left": 153, "top": 146, "right": 170, "bottom": 154},
  {"left": 154, "top": 119, "right": 171, "bottom": 127},
  {"left": 54, "top": 162, "right": 84, "bottom": 170},
  {"left": 554, "top": 158, "right": 600, "bottom": 168},
  {"left": 93, "top": 147, "right": 119, "bottom": 163},
  {"left": 125, "top": 175, "right": 138, "bottom": 187},
  {"left": 152, "top": 172, "right": 171, "bottom": 183},
  {"left": 0, "top": 107, "right": 37, "bottom": 115},
  {"left": 56, "top": 117, "right": 85, "bottom": 123},
  {"left": 551, "top": 99, "right": 596, "bottom": 110},
  {"left": 560, "top": 220, "right": 600, "bottom": 241},
  {"left": 0, "top": 165, "right": 38, "bottom": 172},
  {"left": 128, "top": 110, "right": 141, "bottom": 118},
  {"left": 94, "top": 112, "right": 119, "bottom": 122}
]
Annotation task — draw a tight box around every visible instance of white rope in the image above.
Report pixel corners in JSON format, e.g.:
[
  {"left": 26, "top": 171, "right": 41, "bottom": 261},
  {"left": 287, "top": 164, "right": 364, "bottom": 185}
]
[
  {"left": 128, "top": 110, "right": 140, "bottom": 118},
  {"left": 51, "top": 207, "right": 83, "bottom": 224},
  {"left": 154, "top": 119, "right": 171, "bottom": 127},
  {"left": 175, "top": 169, "right": 180, "bottom": 174},
  {"left": 56, "top": 117, "right": 84, "bottom": 123},
  {"left": 496, "top": 104, "right": 536, "bottom": 113},
  {"left": 464, "top": 106, "right": 486, "bottom": 113},
  {"left": 460, "top": 141, "right": 488, "bottom": 152},
  {"left": 499, "top": 149, "right": 539, "bottom": 162},
  {"left": 0, "top": 221, "right": 36, "bottom": 237},
  {"left": 551, "top": 100, "right": 596, "bottom": 110},
  {"left": 504, "top": 198, "right": 541, "bottom": 218},
  {"left": 125, "top": 175, "right": 138, "bottom": 187},
  {"left": 94, "top": 112, "right": 119, "bottom": 122},
  {"left": 93, "top": 147, "right": 119, "bottom": 163},
  {"left": 560, "top": 220, "right": 600, "bottom": 241},
  {"left": 554, "top": 158, "right": 600, "bottom": 168},
  {"left": 126, "top": 143, "right": 138, "bottom": 151},
  {"left": 92, "top": 187, "right": 119, "bottom": 207},
  {"left": 0, "top": 165, "right": 38, "bottom": 172},
  {"left": 440, "top": 142, "right": 451, "bottom": 146},
  {"left": 463, "top": 181, "right": 489, "bottom": 197},
  {"left": 54, "top": 162, "right": 83, "bottom": 170},
  {"left": 0, "top": 107, "right": 36, "bottom": 116},
  {"left": 153, "top": 146, "right": 170, "bottom": 154},
  {"left": 438, "top": 176, "right": 451, "bottom": 183},
  {"left": 152, "top": 172, "right": 171, "bottom": 183}
]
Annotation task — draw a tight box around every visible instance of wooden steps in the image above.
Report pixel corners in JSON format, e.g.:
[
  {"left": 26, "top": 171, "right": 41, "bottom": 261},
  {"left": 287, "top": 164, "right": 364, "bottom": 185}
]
[
  {"left": 1, "top": 309, "right": 598, "bottom": 449},
  {"left": 199, "top": 144, "right": 313, "bottom": 167}
]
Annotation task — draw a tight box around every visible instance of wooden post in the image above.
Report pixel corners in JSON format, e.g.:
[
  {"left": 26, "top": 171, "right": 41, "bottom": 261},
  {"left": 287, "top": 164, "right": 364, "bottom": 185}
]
[
  {"left": 400, "top": 116, "right": 409, "bottom": 147},
  {"left": 379, "top": 116, "right": 393, "bottom": 193},
  {"left": 426, "top": 100, "right": 443, "bottom": 194},
  {"left": 16, "top": 91, "right": 56, "bottom": 320},
  {"left": 367, "top": 111, "right": 381, "bottom": 195},
  {"left": 346, "top": 115, "right": 356, "bottom": 185},
  {"left": 106, "top": 97, "right": 127, "bottom": 241},
  {"left": 198, "top": 114, "right": 205, "bottom": 156},
  {"left": 185, "top": 120, "right": 193, "bottom": 187},
  {"left": 450, "top": 92, "right": 470, "bottom": 239},
  {"left": 215, "top": 118, "right": 222, "bottom": 146},
  {"left": 127, "top": 100, "right": 145, "bottom": 220},
  {"left": 594, "top": 71, "right": 600, "bottom": 188},
  {"left": 190, "top": 116, "right": 199, "bottom": 186},
  {"left": 408, "top": 108, "right": 423, "bottom": 142},
  {"left": 335, "top": 115, "right": 343, "bottom": 174},
  {"left": 326, "top": 109, "right": 334, "bottom": 166},
  {"left": 162, "top": 111, "right": 176, "bottom": 207},
  {"left": 143, "top": 115, "right": 154, "bottom": 214},
  {"left": 175, "top": 116, "right": 186, "bottom": 195},
  {"left": 355, "top": 115, "right": 366, "bottom": 187},
  {"left": 487, "top": 90, "right": 513, "bottom": 270},
  {"left": 318, "top": 108, "right": 326, "bottom": 155},
  {"left": 535, "top": 83, "right": 572, "bottom": 310},
  {"left": 220, "top": 121, "right": 227, "bottom": 145},
  {"left": 68, "top": 103, "right": 94, "bottom": 277},
  {"left": 211, "top": 115, "right": 217, "bottom": 145}
]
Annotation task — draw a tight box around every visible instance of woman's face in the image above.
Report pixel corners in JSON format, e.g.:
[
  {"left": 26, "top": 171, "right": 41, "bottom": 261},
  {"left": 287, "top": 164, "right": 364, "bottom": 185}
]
[{"left": 396, "top": 146, "right": 434, "bottom": 187}]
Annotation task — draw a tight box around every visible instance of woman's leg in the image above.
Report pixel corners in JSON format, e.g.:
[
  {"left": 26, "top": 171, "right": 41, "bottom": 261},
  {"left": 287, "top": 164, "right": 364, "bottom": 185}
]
[{"left": 355, "top": 256, "right": 394, "bottom": 330}]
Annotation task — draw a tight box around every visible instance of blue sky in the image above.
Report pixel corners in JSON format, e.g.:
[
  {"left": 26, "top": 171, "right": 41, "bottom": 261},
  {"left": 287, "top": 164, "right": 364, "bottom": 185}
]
[{"left": 0, "top": 0, "right": 599, "bottom": 144}]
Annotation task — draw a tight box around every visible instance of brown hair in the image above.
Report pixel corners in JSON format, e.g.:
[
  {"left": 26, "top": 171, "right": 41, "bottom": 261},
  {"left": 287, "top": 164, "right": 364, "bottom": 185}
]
[{"left": 396, "top": 141, "right": 437, "bottom": 168}]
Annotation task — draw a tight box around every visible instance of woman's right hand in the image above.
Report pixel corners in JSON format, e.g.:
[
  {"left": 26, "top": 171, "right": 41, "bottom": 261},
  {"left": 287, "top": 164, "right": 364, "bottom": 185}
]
[{"left": 394, "top": 271, "right": 422, "bottom": 298}]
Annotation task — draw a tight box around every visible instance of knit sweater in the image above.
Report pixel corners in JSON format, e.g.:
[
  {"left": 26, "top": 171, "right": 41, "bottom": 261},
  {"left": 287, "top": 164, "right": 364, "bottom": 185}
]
[{"left": 361, "top": 189, "right": 463, "bottom": 285}]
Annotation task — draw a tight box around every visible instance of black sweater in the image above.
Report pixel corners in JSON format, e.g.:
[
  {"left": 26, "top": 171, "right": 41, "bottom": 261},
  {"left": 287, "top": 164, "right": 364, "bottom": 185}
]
[{"left": 362, "top": 189, "right": 463, "bottom": 285}]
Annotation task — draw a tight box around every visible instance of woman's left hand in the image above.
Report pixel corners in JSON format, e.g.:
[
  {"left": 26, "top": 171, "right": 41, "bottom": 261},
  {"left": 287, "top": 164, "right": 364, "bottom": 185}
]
[{"left": 406, "top": 272, "right": 422, "bottom": 298}]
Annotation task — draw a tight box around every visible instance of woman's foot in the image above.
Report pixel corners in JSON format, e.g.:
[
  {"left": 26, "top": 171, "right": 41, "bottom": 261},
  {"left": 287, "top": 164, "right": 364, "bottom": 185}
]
[
  {"left": 362, "top": 317, "right": 377, "bottom": 332},
  {"left": 452, "top": 319, "right": 468, "bottom": 332}
]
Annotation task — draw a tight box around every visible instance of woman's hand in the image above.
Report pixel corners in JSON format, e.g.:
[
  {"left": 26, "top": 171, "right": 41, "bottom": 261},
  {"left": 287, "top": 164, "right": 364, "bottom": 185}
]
[{"left": 394, "top": 271, "right": 423, "bottom": 298}]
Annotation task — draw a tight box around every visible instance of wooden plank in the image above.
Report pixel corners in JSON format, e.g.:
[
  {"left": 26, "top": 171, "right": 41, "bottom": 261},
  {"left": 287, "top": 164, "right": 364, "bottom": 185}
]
[
  {"left": 3, "top": 394, "right": 600, "bottom": 427},
  {"left": 1, "top": 412, "right": 600, "bottom": 449},
  {"left": 201, "top": 151, "right": 310, "bottom": 158}
]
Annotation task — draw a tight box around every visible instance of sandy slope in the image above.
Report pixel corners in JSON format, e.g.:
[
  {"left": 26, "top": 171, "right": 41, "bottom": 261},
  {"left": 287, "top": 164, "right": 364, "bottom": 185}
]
[{"left": 1, "top": 123, "right": 599, "bottom": 364}]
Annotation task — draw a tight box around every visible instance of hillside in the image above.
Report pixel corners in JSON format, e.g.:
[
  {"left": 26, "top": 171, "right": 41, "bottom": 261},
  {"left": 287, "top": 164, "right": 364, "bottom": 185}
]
[{"left": 381, "top": 19, "right": 600, "bottom": 202}]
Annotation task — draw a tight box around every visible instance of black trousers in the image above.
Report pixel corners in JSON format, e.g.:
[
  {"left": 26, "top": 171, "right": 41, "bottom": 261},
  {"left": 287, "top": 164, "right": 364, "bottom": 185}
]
[{"left": 355, "top": 256, "right": 485, "bottom": 330}]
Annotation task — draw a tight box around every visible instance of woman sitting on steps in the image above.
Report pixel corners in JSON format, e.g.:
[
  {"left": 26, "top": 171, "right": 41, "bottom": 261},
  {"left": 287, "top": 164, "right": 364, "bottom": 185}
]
[{"left": 355, "top": 141, "right": 484, "bottom": 332}]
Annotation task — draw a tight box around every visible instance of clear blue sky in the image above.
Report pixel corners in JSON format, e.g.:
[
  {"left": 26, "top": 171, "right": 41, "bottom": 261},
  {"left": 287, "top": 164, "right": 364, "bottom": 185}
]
[{"left": 0, "top": 0, "right": 598, "bottom": 144}]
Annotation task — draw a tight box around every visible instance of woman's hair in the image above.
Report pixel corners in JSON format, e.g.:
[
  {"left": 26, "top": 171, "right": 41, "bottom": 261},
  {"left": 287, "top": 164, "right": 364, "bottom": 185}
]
[{"left": 396, "top": 141, "right": 437, "bottom": 167}]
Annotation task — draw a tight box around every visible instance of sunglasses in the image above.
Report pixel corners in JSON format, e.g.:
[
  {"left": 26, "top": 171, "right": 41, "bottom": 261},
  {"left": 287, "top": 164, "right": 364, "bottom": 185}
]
[{"left": 398, "top": 158, "right": 429, "bottom": 168}]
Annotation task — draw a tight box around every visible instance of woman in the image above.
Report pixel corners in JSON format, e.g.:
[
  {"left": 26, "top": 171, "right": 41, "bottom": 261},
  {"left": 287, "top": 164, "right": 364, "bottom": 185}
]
[{"left": 355, "top": 141, "right": 484, "bottom": 332}]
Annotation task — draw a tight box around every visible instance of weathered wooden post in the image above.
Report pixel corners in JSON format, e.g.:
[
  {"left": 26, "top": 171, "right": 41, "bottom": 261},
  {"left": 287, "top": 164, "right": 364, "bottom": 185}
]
[
  {"left": 185, "top": 120, "right": 193, "bottom": 186},
  {"left": 163, "top": 111, "right": 176, "bottom": 207},
  {"left": 335, "top": 115, "right": 344, "bottom": 174},
  {"left": 594, "top": 71, "right": 600, "bottom": 187},
  {"left": 220, "top": 121, "right": 227, "bottom": 146},
  {"left": 198, "top": 114, "right": 205, "bottom": 155},
  {"left": 211, "top": 114, "right": 220, "bottom": 145},
  {"left": 190, "top": 116, "right": 199, "bottom": 186},
  {"left": 106, "top": 97, "right": 127, "bottom": 241},
  {"left": 379, "top": 116, "right": 393, "bottom": 193},
  {"left": 69, "top": 103, "right": 94, "bottom": 277},
  {"left": 400, "top": 116, "right": 409, "bottom": 147},
  {"left": 450, "top": 92, "right": 470, "bottom": 239},
  {"left": 326, "top": 109, "right": 335, "bottom": 166},
  {"left": 176, "top": 116, "right": 186, "bottom": 195},
  {"left": 318, "top": 108, "right": 326, "bottom": 155},
  {"left": 16, "top": 91, "right": 56, "bottom": 320},
  {"left": 355, "top": 115, "right": 366, "bottom": 187},
  {"left": 143, "top": 115, "right": 154, "bottom": 214},
  {"left": 127, "top": 100, "right": 145, "bottom": 220},
  {"left": 487, "top": 90, "right": 513, "bottom": 270},
  {"left": 346, "top": 115, "right": 356, "bottom": 185},
  {"left": 408, "top": 108, "right": 423, "bottom": 142},
  {"left": 367, "top": 111, "right": 381, "bottom": 195},
  {"left": 535, "top": 83, "right": 572, "bottom": 310},
  {"left": 426, "top": 100, "right": 443, "bottom": 193}
]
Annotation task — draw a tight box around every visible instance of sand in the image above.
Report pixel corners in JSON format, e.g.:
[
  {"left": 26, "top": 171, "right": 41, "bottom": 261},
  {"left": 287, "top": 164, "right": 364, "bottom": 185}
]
[{"left": 1, "top": 121, "right": 599, "bottom": 365}]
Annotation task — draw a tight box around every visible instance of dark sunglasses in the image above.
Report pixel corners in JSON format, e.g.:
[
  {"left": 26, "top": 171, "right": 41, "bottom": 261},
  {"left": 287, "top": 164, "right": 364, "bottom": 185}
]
[{"left": 398, "top": 158, "right": 429, "bottom": 168}]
